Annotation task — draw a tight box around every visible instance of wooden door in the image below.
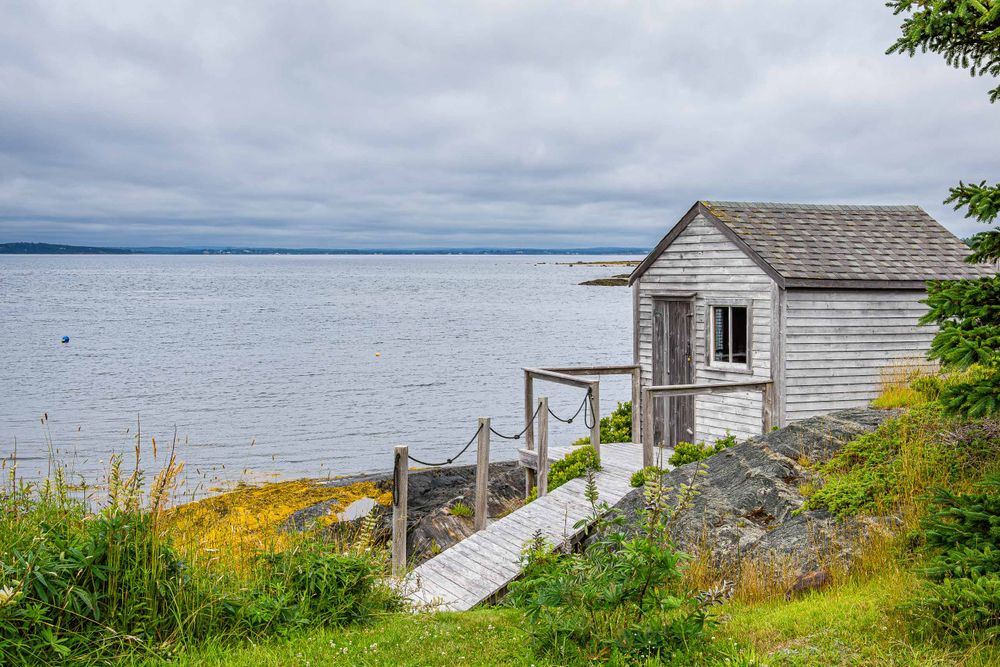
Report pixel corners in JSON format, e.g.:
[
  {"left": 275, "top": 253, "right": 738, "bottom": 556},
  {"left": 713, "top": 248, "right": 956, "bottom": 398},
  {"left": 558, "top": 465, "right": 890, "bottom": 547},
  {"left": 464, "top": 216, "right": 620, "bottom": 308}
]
[{"left": 652, "top": 299, "right": 694, "bottom": 447}]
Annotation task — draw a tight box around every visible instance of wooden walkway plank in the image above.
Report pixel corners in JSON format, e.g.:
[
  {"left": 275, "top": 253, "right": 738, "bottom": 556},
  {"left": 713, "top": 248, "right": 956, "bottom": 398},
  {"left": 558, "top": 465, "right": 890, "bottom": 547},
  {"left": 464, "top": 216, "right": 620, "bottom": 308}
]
[{"left": 403, "top": 442, "right": 652, "bottom": 611}]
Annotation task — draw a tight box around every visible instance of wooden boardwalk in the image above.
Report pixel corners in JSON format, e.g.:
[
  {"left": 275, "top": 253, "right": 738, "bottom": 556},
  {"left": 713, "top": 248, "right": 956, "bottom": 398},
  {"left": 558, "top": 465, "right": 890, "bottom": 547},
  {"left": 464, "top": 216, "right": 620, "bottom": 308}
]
[{"left": 404, "top": 442, "right": 649, "bottom": 611}]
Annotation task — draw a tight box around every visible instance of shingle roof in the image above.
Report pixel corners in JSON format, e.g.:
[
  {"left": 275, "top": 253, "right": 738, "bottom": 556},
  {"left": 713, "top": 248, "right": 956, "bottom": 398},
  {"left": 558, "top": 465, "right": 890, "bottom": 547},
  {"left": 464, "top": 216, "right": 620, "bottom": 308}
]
[{"left": 630, "top": 201, "right": 995, "bottom": 288}]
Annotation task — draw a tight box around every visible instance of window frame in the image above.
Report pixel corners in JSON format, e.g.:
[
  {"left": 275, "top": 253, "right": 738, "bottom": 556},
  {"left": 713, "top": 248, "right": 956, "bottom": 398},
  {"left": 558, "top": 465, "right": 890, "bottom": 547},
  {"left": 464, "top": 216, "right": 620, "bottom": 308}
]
[{"left": 706, "top": 300, "right": 753, "bottom": 373}]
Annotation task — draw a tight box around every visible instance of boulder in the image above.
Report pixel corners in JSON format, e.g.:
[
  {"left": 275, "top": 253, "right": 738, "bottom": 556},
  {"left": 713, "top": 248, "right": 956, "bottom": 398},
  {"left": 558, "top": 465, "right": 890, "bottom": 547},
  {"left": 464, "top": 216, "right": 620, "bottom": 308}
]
[{"left": 606, "top": 408, "right": 901, "bottom": 575}]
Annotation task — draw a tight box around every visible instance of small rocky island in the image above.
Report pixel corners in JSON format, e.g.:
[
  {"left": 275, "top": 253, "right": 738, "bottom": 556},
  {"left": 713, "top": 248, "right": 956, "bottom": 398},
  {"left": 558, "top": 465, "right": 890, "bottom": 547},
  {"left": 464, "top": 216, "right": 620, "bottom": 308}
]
[{"left": 579, "top": 273, "right": 631, "bottom": 286}]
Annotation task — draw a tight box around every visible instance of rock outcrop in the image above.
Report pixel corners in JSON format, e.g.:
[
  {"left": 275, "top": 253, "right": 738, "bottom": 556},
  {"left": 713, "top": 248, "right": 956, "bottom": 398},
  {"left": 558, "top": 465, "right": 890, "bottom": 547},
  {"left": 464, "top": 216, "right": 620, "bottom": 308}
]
[
  {"left": 406, "top": 462, "right": 525, "bottom": 561},
  {"left": 608, "top": 408, "right": 900, "bottom": 575}
]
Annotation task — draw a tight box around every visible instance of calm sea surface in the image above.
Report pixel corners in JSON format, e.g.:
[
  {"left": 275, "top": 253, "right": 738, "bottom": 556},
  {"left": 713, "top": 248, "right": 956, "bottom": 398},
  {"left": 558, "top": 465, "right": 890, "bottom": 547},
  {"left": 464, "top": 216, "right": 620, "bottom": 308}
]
[{"left": 1, "top": 255, "right": 637, "bottom": 493}]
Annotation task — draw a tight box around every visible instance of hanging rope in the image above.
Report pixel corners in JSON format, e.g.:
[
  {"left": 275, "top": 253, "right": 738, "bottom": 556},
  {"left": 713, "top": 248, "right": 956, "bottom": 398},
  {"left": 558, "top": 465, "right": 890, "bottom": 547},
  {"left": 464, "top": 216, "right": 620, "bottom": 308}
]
[
  {"left": 407, "top": 422, "right": 484, "bottom": 467},
  {"left": 547, "top": 387, "right": 596, "bottom": 430},
  {"left": 404, "top": 386, "right": 597, "bottom": 465},
  {"left": 584, "top": 390, "right": 597, "bottom": 430},
  {"left": 488, "top": 401, "right": 543, "bottom": 440}
]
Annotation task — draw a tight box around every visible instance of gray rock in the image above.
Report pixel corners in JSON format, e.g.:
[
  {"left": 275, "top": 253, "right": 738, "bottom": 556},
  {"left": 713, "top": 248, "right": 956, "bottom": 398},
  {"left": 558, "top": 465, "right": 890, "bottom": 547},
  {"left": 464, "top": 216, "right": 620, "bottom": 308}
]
[
  {"left": 606, "top": 408, "right": 901, "bottom": 574},
  {"left": 283, "top": 460, "right": 526, "bottom": 564},
  {"left": 408, "top": 462, "right": 525, "bottom": 562}
]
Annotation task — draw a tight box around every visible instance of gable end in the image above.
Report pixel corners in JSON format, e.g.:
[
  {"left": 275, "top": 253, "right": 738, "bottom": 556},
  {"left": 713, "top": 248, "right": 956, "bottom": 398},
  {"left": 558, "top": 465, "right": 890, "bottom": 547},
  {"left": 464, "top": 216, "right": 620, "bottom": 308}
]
[{"left": 629, "top": 202, "right": 786, "bottom": 287}]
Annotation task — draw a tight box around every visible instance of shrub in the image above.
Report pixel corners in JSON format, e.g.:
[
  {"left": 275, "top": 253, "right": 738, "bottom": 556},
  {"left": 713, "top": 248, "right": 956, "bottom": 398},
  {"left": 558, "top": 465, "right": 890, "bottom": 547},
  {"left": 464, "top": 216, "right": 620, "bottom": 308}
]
[
  {"left": 255, "top": 541, "right": 399, "bottom": 630},
  {"left": 449, "top": 501, "right": 473, "bottom": 518},
  {"left": 573, "top": 401, "right": 632, "bottom": 445},
  {"left": 0, "top": 453, "right": 398, "bottom": 665},
  {"left": 508, "top": 467, "right": 722, "bottom": 663},
  {"left": 630, "top": 466, "right": 666, "bottom": 488},
  {"left": 905, "top": 475, "right": 1000, "bottom": 642},
  {"left": 668, "top": 432, "right": 737, "bottom": 467},
  {"left": 527, "top": 445, "right": 600, "bottom": 502}
]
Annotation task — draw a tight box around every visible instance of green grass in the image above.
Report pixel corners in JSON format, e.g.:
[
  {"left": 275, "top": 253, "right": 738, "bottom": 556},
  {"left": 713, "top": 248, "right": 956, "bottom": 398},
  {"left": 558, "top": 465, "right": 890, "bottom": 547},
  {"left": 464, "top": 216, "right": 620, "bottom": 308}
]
[
  {"left": 719, "top": 574, "right": 1000, "bottom": 666},
  {"left": 159, "top": 577, "right": 1000, "bottom": 666},
  {"left": 153, "top": 609, "right": 541, "bottom": 667},
  {"left": 449, "top": 501, "right": 473, "bottom": 518}
]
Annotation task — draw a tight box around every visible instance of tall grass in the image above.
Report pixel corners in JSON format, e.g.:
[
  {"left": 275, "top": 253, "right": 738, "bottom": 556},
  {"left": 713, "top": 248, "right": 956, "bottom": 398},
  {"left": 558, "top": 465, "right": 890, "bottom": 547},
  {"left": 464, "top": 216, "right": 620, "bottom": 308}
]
[{"left": 0, "top": 436, "right": 398, "bottom": 665}]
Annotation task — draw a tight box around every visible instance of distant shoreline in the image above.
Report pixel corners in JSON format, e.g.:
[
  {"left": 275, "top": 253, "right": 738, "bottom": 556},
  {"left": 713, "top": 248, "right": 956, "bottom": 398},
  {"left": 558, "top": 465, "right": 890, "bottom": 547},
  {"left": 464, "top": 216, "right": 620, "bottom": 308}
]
[{"left": 0, "top": 241, "right": 647, "bottom": 256}]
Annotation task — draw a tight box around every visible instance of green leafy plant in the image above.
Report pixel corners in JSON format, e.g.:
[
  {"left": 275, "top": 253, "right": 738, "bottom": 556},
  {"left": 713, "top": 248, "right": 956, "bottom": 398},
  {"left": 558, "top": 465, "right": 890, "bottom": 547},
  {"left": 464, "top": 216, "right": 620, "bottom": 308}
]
[
  {"left": 0, "top": 451, "right": 398, "bottom": 665},
  {"left": 630, "top": 466, "right": 666, "bottom": 488},
  {"left": 448, "top": 502, "right": 473, "bottom": 518},
  {"left": 668, "top": 432, "right": 737, "bottom": 467},
  {"left": 509, "top": 463, "right": 722, "bottom": 663},
  {"left": 573, "top": 400, "right": 632, "bottom": 445},
  {"left": 527, "top": 445, "right": 600, "bottom": 502},
  {"left": 256, "top": 542, "right": 398, "bottom": 630}
]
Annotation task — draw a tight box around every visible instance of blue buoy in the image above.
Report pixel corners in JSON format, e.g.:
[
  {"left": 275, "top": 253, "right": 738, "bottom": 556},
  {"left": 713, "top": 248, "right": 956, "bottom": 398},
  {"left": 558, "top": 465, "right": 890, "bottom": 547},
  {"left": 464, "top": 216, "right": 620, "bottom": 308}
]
[{"left": 61, "top": 336, "right": 70, "bottom": 344}]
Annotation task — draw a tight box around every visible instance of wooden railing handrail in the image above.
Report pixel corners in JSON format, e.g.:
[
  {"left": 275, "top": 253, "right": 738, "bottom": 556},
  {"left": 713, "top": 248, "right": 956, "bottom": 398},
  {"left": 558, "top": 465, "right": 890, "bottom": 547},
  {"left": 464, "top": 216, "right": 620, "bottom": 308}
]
[
  {"left": 641, "top": 378, "right": 775, "bottom": 469},
  {"left": 523, "top": 363, "right": 642, "bottom": 496},
  {"left": 645, "top": 379, "right": 772, "bottom": 397},
  {"left": 539, "top": 364, "right": 639, "bottom": 376},
  {"left": 523, "top": 367, "right": 597, "bottom": 388}
]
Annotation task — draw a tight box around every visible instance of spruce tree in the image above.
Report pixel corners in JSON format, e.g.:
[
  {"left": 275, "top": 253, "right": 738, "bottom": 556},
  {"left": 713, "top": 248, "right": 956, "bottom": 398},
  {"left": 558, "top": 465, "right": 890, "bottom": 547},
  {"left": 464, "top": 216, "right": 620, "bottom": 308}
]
[{"left": 888, "top": 1, "right": 1000, "bottom": 417}]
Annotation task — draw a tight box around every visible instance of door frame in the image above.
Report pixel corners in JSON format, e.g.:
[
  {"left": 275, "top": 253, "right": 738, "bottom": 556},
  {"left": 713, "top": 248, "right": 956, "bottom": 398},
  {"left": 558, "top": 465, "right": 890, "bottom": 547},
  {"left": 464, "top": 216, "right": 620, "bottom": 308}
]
[{"left": 649, "top": 294, "right": 697, "bottom": 447}]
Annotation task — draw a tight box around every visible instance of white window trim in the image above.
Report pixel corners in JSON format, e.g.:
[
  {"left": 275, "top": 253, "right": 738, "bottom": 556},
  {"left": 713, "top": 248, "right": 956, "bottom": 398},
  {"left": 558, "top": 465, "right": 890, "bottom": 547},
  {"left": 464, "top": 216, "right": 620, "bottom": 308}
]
[{"left": 707, "top": 300, "right": 753, "bottom": 373}]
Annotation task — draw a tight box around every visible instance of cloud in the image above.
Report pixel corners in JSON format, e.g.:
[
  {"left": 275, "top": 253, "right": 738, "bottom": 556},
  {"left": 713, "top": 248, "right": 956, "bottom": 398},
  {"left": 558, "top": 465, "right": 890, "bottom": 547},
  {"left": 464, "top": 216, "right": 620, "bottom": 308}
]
[{"left": 0, "top": 0, "right": 996, "bottom": 247}]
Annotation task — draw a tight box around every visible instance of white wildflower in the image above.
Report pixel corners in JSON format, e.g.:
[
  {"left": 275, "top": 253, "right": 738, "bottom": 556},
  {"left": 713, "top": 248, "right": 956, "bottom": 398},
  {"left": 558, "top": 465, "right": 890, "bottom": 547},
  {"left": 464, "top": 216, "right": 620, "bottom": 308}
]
[{"left": 0, "top": 585, "right": 21, "bottom": 608}]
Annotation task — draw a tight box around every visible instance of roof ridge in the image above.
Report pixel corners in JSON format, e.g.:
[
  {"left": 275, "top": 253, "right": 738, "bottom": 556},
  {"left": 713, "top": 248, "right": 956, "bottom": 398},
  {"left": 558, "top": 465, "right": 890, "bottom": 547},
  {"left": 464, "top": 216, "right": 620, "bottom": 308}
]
[{"left": 701, "top": 200, "right": 923, "bottom": 212}]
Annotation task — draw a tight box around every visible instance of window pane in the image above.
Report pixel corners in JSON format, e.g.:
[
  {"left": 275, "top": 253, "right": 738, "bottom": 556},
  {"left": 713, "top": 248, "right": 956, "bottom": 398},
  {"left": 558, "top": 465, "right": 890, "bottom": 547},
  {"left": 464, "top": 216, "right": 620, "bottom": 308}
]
[
  {"left": 731, "top": 306, "right": 748, "bottom": 364},
  {"left": 713, "top": 306, "right": 729, "bottom": 362}
]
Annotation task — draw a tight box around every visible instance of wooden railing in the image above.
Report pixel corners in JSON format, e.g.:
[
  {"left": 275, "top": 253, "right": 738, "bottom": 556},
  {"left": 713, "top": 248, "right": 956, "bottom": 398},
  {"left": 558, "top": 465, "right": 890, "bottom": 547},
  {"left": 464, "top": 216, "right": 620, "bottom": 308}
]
[
  {"left": 640, "top": 379, "right": 774, "bottom": 468},
  {"left": 523, "top": 365, "right": 641, "bottom": 454},
  {"left": 521, "top": 364, "right": 640, "bottom": 495},
  {"left": 392, "top": 363, "right": 642, "bottom": 576}
]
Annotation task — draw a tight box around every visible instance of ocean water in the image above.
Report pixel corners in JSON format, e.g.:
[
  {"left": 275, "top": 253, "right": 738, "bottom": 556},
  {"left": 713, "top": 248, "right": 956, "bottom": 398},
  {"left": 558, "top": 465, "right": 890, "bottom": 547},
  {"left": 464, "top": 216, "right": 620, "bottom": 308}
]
[{"left": 0, "top": 254, "right": 637, "bottom": 493}]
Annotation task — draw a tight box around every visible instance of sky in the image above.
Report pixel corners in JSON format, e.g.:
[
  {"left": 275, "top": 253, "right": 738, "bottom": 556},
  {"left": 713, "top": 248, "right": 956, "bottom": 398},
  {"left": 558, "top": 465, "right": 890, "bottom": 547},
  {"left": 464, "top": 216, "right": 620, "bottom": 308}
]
[{"left": 0, "top": 1, "right": 997, "bottom": 249}]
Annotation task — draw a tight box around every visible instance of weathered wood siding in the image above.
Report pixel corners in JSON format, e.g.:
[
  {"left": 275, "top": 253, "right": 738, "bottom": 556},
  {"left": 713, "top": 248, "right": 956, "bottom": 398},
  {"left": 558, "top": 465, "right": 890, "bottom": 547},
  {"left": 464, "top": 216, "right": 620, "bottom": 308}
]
[
  {"left": 635, "top": 215, "right": 775, "bottom": 443},
  {"left": 784, "top": 289, "right": 934, "bottom": 420}
]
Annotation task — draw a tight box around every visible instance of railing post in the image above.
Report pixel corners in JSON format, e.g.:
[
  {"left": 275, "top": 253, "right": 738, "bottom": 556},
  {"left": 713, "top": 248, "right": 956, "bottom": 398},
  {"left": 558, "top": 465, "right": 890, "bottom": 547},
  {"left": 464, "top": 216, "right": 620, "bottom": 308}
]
[
  {"left": 537, "top": 397, "right": 549, "bottom": 497},
  {"left": 642, "top": 387, "right": 654, "bottom": 468},
  {"left": 523, "top": 370, "right": 536, "bottom": 498},
  {"left": 474, "top": 417, "right": 490, "bottom": 531},
  {"left": 523, "top": 370, "right": 534, "bottom": 450},
  {"left": 392, "top": 445, "right": 408, "bottom": 577},
  {"left": 631, "top": 366, "right": 641, "bottom": 445},
  {"left": 761, "top": 384, "right": 774, "bottom": 433},
  {"left": 589, "top": 381, "right": 601, "bottom": 462}
]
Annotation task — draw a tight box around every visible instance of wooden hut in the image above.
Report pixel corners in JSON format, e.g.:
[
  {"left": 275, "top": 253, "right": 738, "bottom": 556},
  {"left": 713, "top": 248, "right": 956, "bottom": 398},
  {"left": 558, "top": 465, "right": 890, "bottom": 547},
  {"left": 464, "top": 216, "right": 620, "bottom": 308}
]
[{"left": 629, "top": 201, "right": 995, "bottom": 448}]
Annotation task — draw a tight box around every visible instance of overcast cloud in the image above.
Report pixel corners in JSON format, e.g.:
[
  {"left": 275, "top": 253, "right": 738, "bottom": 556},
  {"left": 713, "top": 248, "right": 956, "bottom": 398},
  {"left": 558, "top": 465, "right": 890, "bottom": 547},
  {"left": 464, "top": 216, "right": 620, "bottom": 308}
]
[{"left": 0, "top": 1, "right": 997, "bottom": 248}]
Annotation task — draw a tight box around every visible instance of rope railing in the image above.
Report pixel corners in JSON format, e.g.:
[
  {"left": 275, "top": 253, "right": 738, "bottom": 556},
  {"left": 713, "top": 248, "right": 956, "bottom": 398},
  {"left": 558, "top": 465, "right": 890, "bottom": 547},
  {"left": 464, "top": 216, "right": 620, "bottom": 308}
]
[
  {"left": 406, "top": 423, "right": 483, "bottom": 467},
  {"left": 489, "top": 401, "right": 543, "bottom": 440},
  {"left": 404, "top": 387, "right": 594, "bottom": 466},
  {"left": 392, "top": 381, "right": 607, "bottom": 576},
  {"left": 546, "top": 388, "right": 596, "bottom": 429}
]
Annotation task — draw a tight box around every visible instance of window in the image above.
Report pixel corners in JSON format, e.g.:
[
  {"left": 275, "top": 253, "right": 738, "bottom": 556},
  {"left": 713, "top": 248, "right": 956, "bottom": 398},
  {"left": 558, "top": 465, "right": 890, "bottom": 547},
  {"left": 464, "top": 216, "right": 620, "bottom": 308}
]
[{"left": 711, "top": 305, "right": 748, "bottom": 366}]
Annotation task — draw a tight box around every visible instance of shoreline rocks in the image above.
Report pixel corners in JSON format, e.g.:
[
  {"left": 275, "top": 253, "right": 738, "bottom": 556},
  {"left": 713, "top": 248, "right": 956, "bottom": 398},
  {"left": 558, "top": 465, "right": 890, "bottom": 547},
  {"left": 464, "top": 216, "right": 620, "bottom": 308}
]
[{"left": 284, "top": 460, "right": 525, "bottom": 564}]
